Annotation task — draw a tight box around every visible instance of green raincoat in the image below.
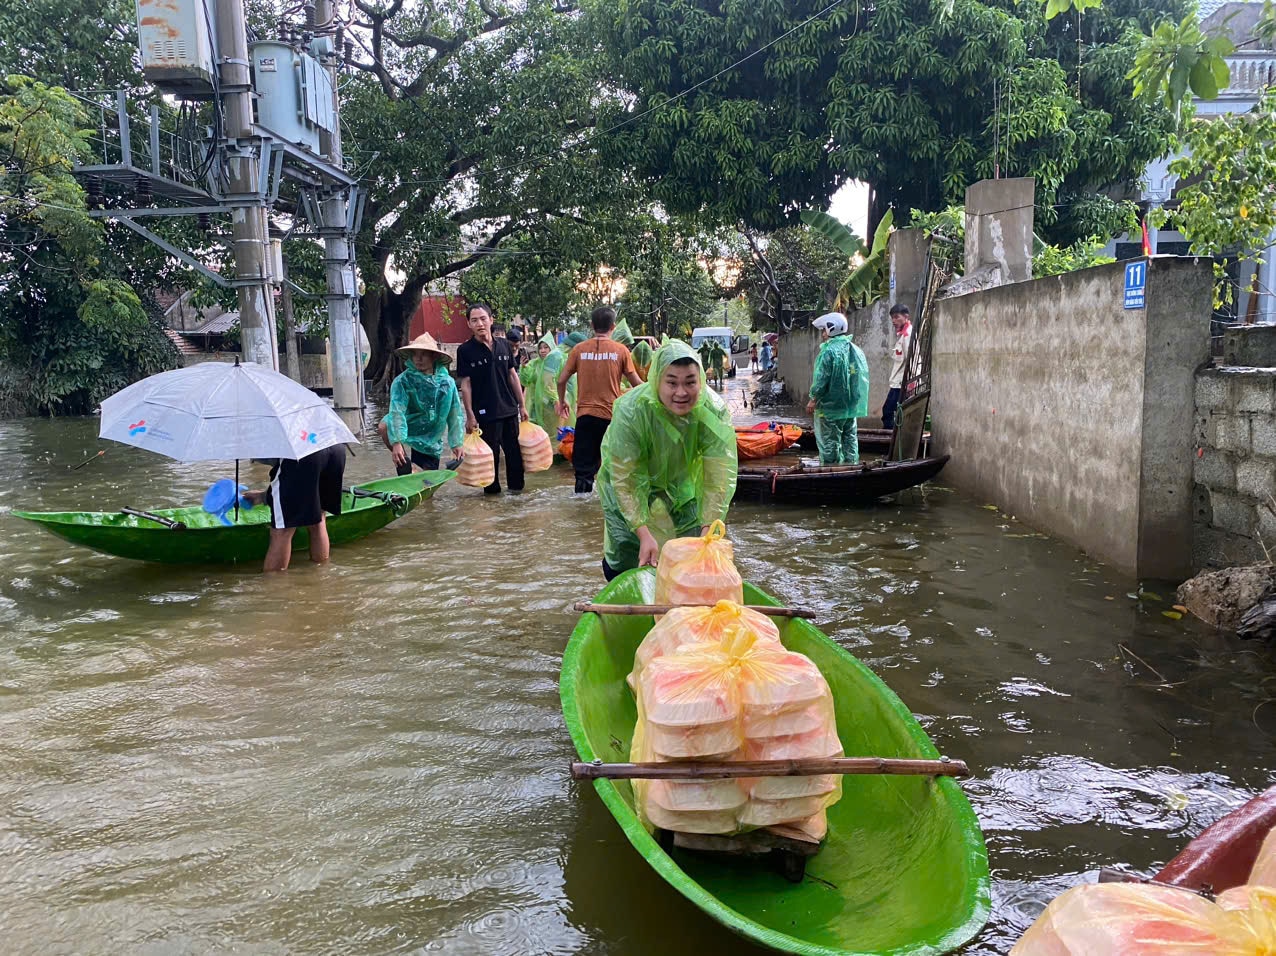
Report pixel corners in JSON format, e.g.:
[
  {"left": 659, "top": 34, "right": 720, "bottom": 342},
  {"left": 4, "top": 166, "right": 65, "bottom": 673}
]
[
  {"left": 386, "top": 363, "right": 465, "bottom": 458},
  {"left": 631, "top": 340, "right": 654, "bottom": 380},
  {"left": 809, "top": 334, "right": 870, "bottom": 465},
  {"left": 522, "top": 332, "right": 575, "bottom": 434},
  {"left": 611, "top": 318, "right": 635, "bottom": 348},
  {"left": 596, "top": 340, "right": 739, "bottom": 571}
]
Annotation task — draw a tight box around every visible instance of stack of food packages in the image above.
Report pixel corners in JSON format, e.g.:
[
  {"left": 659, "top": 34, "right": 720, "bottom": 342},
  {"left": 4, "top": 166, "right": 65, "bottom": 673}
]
[
  {"left": 456, "top": 431, "right": 495, "bottom": 488},
  {"left": 517, "top": 421, "right": 554, "bottom": 472},
  {"left": 654, "top": 520, "right": 742, "bottom": 608},
  {"left": 1013, "top": 826, "right": 1276, "bottom": 954},
  {"left": 630, "top": 525, "right": 844, "bottom": 843}
]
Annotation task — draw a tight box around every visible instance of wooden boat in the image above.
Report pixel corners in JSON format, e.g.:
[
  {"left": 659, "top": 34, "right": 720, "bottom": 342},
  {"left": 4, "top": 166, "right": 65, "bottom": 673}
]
[
  {"left": 735, "top": 455, "right": 949, "bottom": 505},
  {"left": 735, "top": 423, "right": 802, "bottom": 460},
  {"left": 1154, "top": 785, "right": 1276, "bottom": 893},
  {"left": 795, "top": 427, "right": 932, "bottom": 454},
  {"left": 12, "top": 471, "right": 453, "bottom": 565},
  {"left": 560, "top": 568, "right": 990, "bottom": 955}
]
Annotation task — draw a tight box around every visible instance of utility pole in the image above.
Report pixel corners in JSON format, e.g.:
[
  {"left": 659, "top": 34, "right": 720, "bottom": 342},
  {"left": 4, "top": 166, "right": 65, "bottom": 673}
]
[
  {"left": 279, "top": 252, "right": 302, "bottom": 382},
  {"left": 313, "top": 0, "right": 362, "bottom": 412},
  {"left": 215, "top": 0, "right": 279, "bottom": 369}
]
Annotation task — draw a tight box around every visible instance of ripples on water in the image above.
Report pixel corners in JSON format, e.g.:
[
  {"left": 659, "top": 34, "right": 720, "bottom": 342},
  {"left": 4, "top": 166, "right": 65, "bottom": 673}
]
[{"left": 0, "top": 414, "right": 1273, "bottom": 954}]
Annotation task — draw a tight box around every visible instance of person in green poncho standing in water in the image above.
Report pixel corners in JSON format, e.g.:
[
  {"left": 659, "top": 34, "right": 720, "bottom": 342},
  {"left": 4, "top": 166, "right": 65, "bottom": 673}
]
[
  {"left": 805, "top": 311, "right": 870, "bottom": 465},
  {"left": 596, "top": 340, "right": 739, "bottom": 580},
  {"left": 377, "top": 332, "right": 465, "bottom": 474}
]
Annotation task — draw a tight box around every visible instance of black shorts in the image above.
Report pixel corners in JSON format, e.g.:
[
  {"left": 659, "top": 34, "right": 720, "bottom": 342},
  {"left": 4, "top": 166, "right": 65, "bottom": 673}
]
[{"left": 269, "top": 444, "right": 347, "bottom": 529}]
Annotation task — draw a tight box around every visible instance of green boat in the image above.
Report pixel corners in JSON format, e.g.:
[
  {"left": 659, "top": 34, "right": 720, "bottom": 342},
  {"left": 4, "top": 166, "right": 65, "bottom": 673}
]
[
  {"left": 13, "top": 471, "right": 453, "bottom": 565},
  {"left": 560, "top": 569, "right": 990, "bottom": 955}
]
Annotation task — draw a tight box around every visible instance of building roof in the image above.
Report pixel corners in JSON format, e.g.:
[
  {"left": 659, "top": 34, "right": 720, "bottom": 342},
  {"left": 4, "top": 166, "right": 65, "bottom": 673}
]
[
  {"left": 1201, "top": 1, "right": 1270, "bottom": 46},
  {"left": 192, "top": 311, "right": 239, "bottom": 334}
]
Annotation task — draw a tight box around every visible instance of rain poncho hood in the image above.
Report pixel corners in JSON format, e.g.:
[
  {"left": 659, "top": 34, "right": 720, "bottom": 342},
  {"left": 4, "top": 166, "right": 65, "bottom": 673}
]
[
  {"left": 810, "top": 334, "right": 869, "bottom": 420},
  {"left": 597, "top": 340, "right": 739, "bottom": 570},
  {"left": 524, "top": 332, "right": 576, "bottom": 432},
  {"left": 611, "top": 318, "right": 635, "bottom": 347},
  {"left": 386, "top": 362, "right": 465, "bottom": 457},
  {"left": 631, "top": 339, "right": 654, "bottom": 381}
]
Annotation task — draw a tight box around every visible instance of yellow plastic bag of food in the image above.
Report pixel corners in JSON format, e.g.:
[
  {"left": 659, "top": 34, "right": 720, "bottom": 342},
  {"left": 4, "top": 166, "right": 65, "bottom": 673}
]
[
  {"left": 518, "top": 420, "right": 553, "bottom": 473},
  {"left": 456, "top": 430, "right": 495, "bottom": 488},
  {"left": 654, "top": 520, "right": 743, "bottom": 608},
  {"left": 1011, "top": 882, "right": 1276, "bottom": 954},
  {"left": 631, "top": 626, "right": 842, "bottom": 837},
  {"left": 628, "top": 600, "right": 781, "bottom": 691}
]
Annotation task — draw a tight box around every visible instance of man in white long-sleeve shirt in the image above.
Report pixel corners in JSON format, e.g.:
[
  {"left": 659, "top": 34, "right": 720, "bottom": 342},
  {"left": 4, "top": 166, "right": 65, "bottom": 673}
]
[{"left": 882, "top": 304, "right": 912, "bottom": 428}]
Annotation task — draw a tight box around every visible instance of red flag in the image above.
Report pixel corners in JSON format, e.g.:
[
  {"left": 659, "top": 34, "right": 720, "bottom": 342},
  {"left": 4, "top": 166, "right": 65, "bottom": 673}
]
[{"left": 1141, "top": 220, "right": 1152, "bottom": 257}]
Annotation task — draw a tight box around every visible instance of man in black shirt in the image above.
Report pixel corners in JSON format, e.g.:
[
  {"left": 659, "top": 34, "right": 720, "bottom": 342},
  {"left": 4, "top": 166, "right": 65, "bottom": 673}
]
[{"left": 456, "top": 302, "right": 529, "bottom": 494}]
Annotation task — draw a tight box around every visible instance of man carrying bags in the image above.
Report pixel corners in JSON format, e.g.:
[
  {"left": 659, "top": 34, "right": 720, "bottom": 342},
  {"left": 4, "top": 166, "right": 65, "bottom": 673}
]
[{"left": 805, "top": 311, "right": 869, "bottom": 465}]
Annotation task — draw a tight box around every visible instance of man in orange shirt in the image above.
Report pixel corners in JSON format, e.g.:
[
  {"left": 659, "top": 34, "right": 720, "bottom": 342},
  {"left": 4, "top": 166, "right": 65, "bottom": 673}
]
[{"left": 557, "top": 306, "right": 643, "bottom": 493}]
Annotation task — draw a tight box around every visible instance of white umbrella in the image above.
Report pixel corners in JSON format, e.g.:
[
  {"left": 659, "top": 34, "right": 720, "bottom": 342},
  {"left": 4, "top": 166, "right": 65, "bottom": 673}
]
[{"left": 100, "top": 360, "right": 358, "bottom": 461}]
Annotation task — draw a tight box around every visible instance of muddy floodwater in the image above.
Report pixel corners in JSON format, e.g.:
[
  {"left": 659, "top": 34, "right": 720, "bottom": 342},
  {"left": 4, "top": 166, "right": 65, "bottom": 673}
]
[{"left": 1, "top": 404, "right": 1274, "bottom": 955}]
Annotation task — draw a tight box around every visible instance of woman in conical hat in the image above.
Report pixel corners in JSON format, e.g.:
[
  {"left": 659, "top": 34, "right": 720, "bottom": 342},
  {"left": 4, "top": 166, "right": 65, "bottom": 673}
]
[{"left": 376, "top": 332, "right": 465, "bottom": 475}]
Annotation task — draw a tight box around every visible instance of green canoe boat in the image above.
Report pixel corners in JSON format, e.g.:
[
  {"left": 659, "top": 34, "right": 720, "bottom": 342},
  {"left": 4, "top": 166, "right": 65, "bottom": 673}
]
[
  {"left": 12, "top": 471, "right": 453, "bottom": 565},
  {"left": 560, "top": 569, "right": 990, "bottom": 955}
]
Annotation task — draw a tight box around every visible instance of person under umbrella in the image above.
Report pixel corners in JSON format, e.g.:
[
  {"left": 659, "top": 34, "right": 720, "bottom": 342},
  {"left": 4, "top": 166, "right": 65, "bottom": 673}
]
[{"left": 99, "top": 359, "right": 358, "bottom": 571}]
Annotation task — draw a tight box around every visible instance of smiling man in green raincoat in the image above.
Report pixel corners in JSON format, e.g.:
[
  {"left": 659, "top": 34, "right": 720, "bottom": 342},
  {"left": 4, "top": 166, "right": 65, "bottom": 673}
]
[
  {"left": 805, "top": 312, "right": 869, "bottom": 465},
  {"left": 596, "top": 339, "right": 738, "bottom": 579}
]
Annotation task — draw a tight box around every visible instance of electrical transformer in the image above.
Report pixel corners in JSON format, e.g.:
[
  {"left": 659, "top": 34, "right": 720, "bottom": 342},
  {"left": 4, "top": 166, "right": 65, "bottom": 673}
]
[
  {"left": 135, "top": 0, "right": 217, "bottom": 97},
  {"left": 251, "top": 41, "right": 336, "bottom": 156}
]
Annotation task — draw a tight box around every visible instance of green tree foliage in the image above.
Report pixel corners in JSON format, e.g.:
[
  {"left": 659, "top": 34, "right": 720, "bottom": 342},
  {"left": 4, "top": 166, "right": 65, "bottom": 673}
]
[
  {"left": 1128, "top": 14, "right": 1233, "bottom": 117},
  {"left": 908, "top": 205, "right": 966, "bottom": 275},
  {"left": 592, "top": 0, "right": 1185, "bottom": 242},
  {"left": 1032, "top": 237, "right": 1115, "bottom": 277},
  {"left": 0, "top": 76, "right": 176, "bottom": 415},
  {"left": 342, "top": 0, "right": 651, "bottom": 390},
  {"left": 734, "top": 227, "right": 847, "bottom": 325},
  {"left": 617, "top": 232, "right": 720, "bottom": 340},
  {"left": 1157, "top": 85, "right": 1276, "bottom": 293}
]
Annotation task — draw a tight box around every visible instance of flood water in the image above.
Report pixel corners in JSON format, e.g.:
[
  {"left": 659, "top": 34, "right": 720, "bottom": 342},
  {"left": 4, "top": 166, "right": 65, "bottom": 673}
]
[{"left": 1, "top": 387, "right": 1274, "bottom": 954}]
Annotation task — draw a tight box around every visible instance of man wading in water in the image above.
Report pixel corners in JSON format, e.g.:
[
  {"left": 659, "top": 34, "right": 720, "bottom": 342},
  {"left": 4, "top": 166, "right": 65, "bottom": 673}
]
[
  {"left": 557, "top": 306, "right": 642, "bottom": 494},
  {"left": 456, "top": 303, "right": 530, "bottom": 495}
]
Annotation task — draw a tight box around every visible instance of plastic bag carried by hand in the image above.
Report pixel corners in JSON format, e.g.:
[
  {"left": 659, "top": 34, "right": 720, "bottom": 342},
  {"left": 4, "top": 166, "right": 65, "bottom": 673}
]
[
  {"left": 629, "top": 600, "right": 781, "bottom": 691},
  {"left": 518, "top": 421, "right": 553, "bottom": 472},
  {"left": 655, "top": 520, "right": 743, "bottom": 608},
  {"left": 456, "top": 431, "right": 495, "bottom": 488}
]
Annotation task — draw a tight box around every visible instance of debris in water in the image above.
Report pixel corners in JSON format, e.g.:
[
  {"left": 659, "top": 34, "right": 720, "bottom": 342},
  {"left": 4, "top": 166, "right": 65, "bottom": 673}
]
[{"left": 1162, "top": 610, "right": 1183, "bottom": 620}]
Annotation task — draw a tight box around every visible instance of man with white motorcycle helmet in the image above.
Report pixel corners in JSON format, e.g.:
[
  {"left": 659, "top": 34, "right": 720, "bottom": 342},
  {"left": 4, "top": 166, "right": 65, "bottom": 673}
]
[{"left": 805, "top": 311, "right": 870, "bottom": 465}]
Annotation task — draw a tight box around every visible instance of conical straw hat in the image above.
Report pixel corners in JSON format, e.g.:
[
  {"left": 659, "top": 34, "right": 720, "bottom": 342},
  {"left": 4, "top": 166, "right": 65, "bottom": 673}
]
[{"left": 398, "top": 331, "right": 450, "bottom": 363}]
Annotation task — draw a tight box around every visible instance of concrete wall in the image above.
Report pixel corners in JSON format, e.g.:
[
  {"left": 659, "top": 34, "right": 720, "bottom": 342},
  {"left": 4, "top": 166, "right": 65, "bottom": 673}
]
[
  {"left": 1193, "top": 365, "right": 1276, "bottom": 567},
  {"left": 775, "top": 229, "right": 925, "bottom": 423},
  {"left": 931, "top": 256, "right": 1212, "bottom": 579},
  {"left": 181, "top": 352, "right": 332, "bottom": 391}
]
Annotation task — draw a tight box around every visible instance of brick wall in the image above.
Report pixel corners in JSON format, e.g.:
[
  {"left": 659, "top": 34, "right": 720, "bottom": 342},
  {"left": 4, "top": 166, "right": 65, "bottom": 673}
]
[{"left": 1193, "top": 366, "right": 1276, "bottom": 567}]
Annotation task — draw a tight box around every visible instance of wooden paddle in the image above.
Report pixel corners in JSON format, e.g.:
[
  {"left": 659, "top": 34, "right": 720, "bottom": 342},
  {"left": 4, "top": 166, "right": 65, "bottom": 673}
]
[
  {"left": 572, "top": 756, "right": 969, "bottom": 780},
  {"left": 574, "top": 601, "right": 815, "bottom": 619}
]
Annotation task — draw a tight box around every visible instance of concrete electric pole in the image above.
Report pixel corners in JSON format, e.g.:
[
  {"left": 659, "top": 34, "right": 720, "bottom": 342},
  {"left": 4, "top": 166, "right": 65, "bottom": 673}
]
[
  {"left": 314, "top": 0, "right": 362, "bottom": 412},
  {"left": 215, "top": 0, "right": 279, "bottom": 370}
]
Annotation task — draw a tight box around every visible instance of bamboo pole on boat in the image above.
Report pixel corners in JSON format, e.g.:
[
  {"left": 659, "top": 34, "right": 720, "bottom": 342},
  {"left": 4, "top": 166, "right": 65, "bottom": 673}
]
[
  {"left": 571, "top": 756, "right": 969, "bottom": 780},
  {"left": 573, "top": 601, "right": 816, "bottom": 619}
]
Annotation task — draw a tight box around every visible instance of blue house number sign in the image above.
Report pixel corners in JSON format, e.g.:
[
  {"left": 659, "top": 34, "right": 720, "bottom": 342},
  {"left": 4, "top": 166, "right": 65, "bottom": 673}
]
[{"left": 1124, "top": 261, "right": 1147, "bottom": 310}]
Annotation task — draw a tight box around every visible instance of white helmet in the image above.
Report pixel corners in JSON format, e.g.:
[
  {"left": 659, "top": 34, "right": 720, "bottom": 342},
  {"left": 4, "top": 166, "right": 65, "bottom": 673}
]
[{"left": 813, "top": 312, "right": 848, "bottom": 335}]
